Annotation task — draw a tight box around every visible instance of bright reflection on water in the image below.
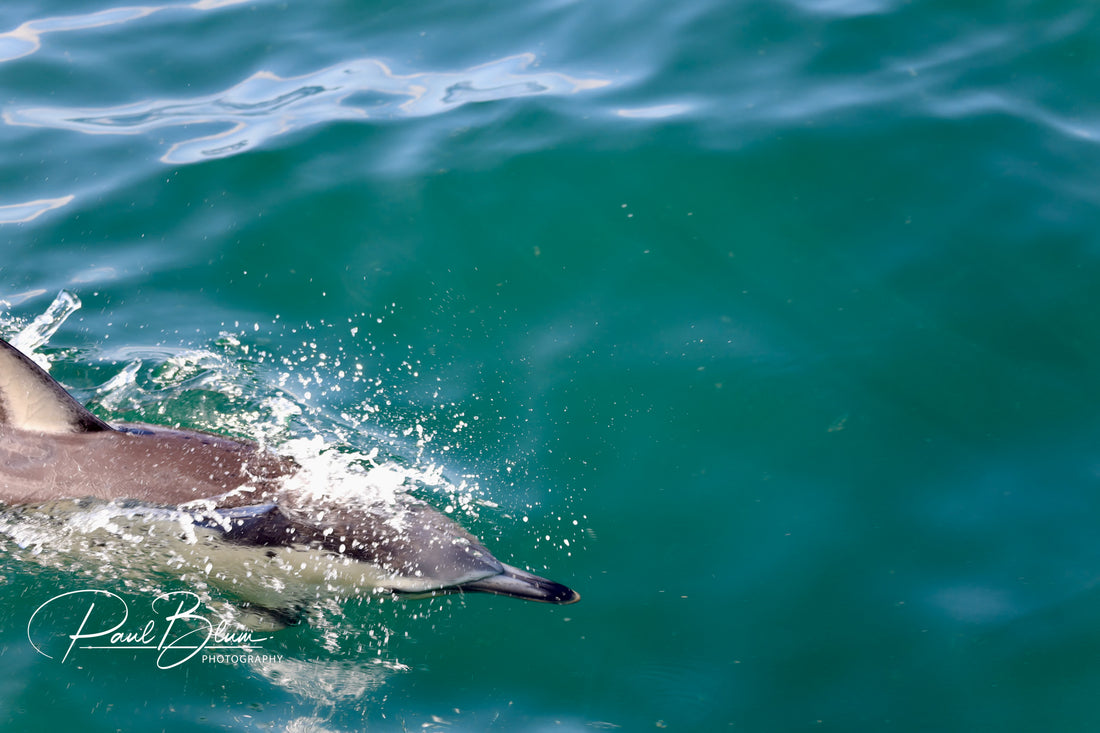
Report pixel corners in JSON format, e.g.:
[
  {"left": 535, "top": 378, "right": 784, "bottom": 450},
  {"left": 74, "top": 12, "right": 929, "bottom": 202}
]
[
  {"left": 1, "top": 1, "right": 610, "bottom": 164},
  {"left": 5, "top": 53, "right": 609, "bottom": 164},
  {"left": 0, "top": 195, "right": 74, "bottom": 224},
  {"left": 0, "top": 1, "right": 251, "bottom": 62}
]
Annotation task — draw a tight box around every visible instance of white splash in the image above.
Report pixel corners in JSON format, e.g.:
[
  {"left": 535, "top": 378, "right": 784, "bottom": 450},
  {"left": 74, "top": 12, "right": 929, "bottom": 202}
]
[{"left": 8, "top": 290, "right": 82, "bottom": 369}]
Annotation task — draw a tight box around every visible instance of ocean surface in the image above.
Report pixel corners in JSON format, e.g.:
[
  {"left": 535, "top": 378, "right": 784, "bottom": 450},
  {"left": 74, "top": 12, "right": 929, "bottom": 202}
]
[{"left": 2, "top": 0, "right": 1100, "bottom": 730}]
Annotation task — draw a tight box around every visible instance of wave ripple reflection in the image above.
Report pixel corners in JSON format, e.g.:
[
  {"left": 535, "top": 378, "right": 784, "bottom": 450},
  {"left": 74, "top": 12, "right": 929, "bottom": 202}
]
[{"left": 5, "top": 54, "right": 609, "bottom": 164}]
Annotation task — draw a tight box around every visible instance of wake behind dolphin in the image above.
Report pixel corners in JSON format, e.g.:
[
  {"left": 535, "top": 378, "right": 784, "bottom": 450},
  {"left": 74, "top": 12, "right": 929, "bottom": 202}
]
[{"left": 0, "top": 336, "right": 579, "bottom": 613}]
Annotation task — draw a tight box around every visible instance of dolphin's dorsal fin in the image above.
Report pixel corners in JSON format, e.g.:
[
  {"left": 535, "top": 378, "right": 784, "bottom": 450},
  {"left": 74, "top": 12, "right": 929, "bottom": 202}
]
[{"left": 0, "top": 337, "right": 113, "bottom": 434}]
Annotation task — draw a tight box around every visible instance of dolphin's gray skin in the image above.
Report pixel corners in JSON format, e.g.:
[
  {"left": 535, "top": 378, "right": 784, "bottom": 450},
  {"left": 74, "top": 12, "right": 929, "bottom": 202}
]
[{"left": 0, "top": 336, "right": 579, "bottom": 606}]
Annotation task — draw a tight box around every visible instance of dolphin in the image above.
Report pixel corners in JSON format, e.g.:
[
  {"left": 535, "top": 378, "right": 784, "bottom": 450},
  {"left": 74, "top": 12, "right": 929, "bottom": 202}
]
[{"left": 0, "top": 336, "right": 579, "bottom": 610}]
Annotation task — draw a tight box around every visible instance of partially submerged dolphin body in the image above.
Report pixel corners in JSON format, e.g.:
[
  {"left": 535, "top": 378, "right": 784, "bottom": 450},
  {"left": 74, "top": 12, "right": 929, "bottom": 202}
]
[{"left": 0, "top": 336, "right": 579, "bottom": 609}]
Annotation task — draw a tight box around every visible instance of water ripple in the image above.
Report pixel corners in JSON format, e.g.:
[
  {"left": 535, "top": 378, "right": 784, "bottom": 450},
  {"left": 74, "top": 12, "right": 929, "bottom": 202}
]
[
  {"left": 0, "top": 0, "right": 249, "bottom": 63},
  {"left": 784, "top": 0, "right": 903, "bottom": 18},
  {"left": 0, "top": 195, "right": 73, "bottom": 224},
  {"left": 4, "top": 54, "right": 609, "bottom": 164}
]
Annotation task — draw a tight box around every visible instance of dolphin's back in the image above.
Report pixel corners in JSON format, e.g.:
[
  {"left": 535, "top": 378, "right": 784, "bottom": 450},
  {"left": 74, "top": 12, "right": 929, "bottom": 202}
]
[{"left": 0, "top": 423, "right": 293, "bottom": 504}]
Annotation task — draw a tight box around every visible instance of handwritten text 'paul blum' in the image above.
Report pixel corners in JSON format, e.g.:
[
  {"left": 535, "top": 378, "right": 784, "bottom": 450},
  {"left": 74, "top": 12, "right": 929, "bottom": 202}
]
[{"left": 27, "top": 589, "right": 272, "bottom": 669}]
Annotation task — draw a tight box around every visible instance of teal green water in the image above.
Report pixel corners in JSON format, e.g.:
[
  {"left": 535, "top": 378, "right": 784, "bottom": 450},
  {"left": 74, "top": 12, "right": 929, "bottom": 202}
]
[{"left": 3, "top": 0, "right": 1100, "bottom": 730}]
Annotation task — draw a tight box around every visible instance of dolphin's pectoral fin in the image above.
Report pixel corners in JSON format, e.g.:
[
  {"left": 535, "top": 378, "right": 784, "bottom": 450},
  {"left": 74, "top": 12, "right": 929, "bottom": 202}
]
[
  {"left": 0, "top": 337, "right": 114, "bottom": 434},
  {"left": 454, "top": 563, "right": 581, "bottom": 604}
]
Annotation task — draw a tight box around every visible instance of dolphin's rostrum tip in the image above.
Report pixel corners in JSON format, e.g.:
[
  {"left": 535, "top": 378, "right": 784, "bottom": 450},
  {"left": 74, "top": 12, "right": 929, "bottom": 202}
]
[{"left": 456, "top": 562, "right": 581, "bottom": 604}]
